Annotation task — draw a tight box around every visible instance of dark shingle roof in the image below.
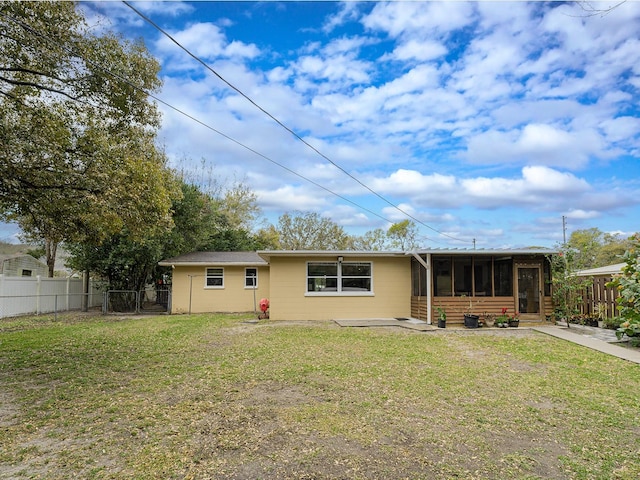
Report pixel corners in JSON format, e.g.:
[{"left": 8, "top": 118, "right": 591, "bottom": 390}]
[{"left": 158, "top": 251, "right": 267, "bottom": 266}]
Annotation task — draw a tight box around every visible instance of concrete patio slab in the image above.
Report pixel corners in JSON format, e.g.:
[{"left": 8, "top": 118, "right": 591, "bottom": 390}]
[{"left": 334, "top": 318, "right": 437, "bottom": 331}]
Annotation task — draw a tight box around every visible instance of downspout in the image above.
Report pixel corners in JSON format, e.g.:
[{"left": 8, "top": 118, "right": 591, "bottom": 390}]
[{"left": 410, "top": 251, "right": 431, "bottom": 324}]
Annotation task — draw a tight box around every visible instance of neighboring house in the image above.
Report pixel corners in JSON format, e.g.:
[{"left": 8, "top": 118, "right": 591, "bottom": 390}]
[
  {"left": 160, "top": 248, "right": 556, "bottom": 325},
  {"left": 575, "top": 263, "right": 625, "bottom": 277},
  {"left": 575, "top": 263, "right": 625, "bottom": 318},
  {"left": 0, "top": 254, "right": 48, "bottom": 277}
]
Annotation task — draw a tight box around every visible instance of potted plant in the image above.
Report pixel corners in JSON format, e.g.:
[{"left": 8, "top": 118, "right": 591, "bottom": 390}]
[
  {"left": 483, "top": 312, "right": 496, "bottom": 328},
  {"left": 495, "top": 308, "right": 509, "bottom": 328},
  {"left": 462, "top": 297, "right": 479, "bottom": 328},
  {"left": 596, "top": 303, "right": 608, "bottom": 328},
  {"left": 436, "top": 307, "right": 446, "bottom": 328},
  {"left": 495, "top": 307, "right": 519, "bottom": 327}
]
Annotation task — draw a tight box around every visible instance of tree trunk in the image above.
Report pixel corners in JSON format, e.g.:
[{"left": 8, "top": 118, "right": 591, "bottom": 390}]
[
  {"left": 82, "top": 269, "right": 89, "bottom": 312},
  {"left": 45, "top": 239, "right": 57, "bottom": 277}
]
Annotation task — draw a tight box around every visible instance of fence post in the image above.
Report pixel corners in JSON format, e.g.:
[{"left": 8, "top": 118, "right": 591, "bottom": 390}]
[
  {"left": 0, "top": 274, "right": 4, "bottom": 319},
  {"left": 82, "top": 271, "right": 89, "bottom": 312},
  {"left": 36, "top": 275, "right": 42, "bottom": 315},
  {"left": 66, "top": 276, "right": 71, "bottom": 312}
]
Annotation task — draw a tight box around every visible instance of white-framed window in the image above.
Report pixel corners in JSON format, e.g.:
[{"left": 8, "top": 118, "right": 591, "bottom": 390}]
[
  {"left": 306, "top": 261, "right": 372, "bottom": 295},
  {"left": 245, "top": 268, "right": 258, "bottom": 288},
  {"left": 205, "top": 267, "right": 224, "bottom": 288}
]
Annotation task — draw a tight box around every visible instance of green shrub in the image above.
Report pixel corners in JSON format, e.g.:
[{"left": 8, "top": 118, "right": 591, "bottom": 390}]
[
  {"left": 607, "top": 233, "right": 640, "bottom": 339},
  {"left": 603, "top": 316, "right": 624, "bottom": 330}
]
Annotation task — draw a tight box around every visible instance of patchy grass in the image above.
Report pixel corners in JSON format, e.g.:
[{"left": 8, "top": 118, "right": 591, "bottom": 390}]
[{"left": 1, "top": 313, "right": 639, "bottom": 479}]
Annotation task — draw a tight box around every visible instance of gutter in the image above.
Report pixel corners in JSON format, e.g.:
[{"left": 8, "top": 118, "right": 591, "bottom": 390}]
[{"left": 409, "top": 251, "right": 431, "bottom": 325}]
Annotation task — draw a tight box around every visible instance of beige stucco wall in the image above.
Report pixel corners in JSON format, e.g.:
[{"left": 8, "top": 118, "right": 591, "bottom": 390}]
[
  {"left": 268, "top": 255, "right": 411, "bottom": 321},
  {"left": 170, "top": 265, "right": 270, "bottom": 314}
]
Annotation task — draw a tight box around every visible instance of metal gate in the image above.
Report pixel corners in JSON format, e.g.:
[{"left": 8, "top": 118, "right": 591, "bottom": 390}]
[
  {"left": 139, "top": 287, "right": 171, "bottom": 313},
  {"left": 103, "top": 288, "right": 171, "bottom": 314}
]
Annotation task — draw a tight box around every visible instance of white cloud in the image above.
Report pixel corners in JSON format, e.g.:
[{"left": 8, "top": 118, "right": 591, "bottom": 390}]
[
  {"left": 465, "top": 124, "right": 609, "bottom": 169},
  {"left": 322, "top": 1, "right": 361, "bottom": 33},
  {"left": 154, "top": 22, "right": 260, "bottom": 65},
  {"left": 325, "top": 205, "right": 372, "bottom": 227},
  {"left": 519, "top": 124, "right": 574, "bottom": 154},
  {"left": 388, "top": 39, "right": 447, "bottom": 62},
  {"left": 372, "top": 169, "right": 457, "bottom": 197},
  {"left": 362, "top": 1, "right": 475, "bottom": 38},
  {"left": 369, "top": 166, "right": 594, "bottom": 213},
  {"left": 564, "top": 209, "right": 601, "bottom": 220},
  {"left": 255, "top": 185, "right": 330, "bottom": 212},
  {"left": 600, "top": 116, "right": 640, "bottom": 143}
]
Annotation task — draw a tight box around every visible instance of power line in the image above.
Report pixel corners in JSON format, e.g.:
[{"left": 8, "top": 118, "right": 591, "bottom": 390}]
[
  {"left": 121, "top": 1, "right": 471, "bottom": 245},
  {"left": 1, "top": 8, "right": 437, "bottom": 243}
]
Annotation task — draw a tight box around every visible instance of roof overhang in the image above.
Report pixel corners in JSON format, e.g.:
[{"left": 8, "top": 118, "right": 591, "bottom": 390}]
[
  {"left": 257, "top": 250, "right": 406, "bottom": 262},
  {"left": 575, "top": 262, "right": 625, "bottom": 277},
  {"left": 158, "top": 251, "right": 268, "bottom": 267},
  {"left": 158, "top": 261, "right": 266, "bottom": 267},
  {"left": 407, "top": 248, "right": 559, "bottom": 256}
]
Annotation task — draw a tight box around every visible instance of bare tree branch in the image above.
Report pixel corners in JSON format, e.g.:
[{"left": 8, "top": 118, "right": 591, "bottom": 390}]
[{"left": 574, "top": 1, "right": 627, "bottom": 18}]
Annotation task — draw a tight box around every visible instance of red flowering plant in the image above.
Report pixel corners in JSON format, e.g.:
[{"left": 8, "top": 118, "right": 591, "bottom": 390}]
[
  {"left": 495, "top": 307, "right": 519, "bottom": 327},
  {"left": 495, "top": 307, "right": 509, "bottom": 327}
]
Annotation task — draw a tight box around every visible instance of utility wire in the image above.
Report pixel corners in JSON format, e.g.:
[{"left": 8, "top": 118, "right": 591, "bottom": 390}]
[
  {"left": 1, "top": 8, "right": 431, "bottom": 242},
  {"left": 122, "top": 1, "right": 470, "bottom": 245}
]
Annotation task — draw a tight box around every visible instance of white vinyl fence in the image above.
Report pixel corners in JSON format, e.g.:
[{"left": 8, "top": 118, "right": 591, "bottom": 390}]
[{"left": 0, "top": 274, "right": 102, "bottom": 319}]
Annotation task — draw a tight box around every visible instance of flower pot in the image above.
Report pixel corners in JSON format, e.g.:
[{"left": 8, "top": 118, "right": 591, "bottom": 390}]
[
  {"left": 438, "top": 318, "right": 446, "bottom": 328},
  {"left": 508, "top": 320, "right": 519, "bottom": 328},
  {"left": 464, "top": 314, "right": 479, "bottom": 329}
]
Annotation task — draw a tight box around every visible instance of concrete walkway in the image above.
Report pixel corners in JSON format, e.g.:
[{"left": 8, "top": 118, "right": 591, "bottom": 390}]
[
  {"left": 532, "top": 325, "right": 640, "bottom": 364},
  {"left": 334, "top": 318, "right": 640, "bottom": 364}
]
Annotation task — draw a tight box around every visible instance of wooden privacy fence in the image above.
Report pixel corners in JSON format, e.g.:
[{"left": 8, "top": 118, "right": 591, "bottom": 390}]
[{"left": 578, "top": 275, "right": 620, "bottom": 319}]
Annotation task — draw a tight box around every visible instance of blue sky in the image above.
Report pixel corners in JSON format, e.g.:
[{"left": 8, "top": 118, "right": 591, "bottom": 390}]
[{"left": 4, "top": 1, "right": 639, "bottom": 249}]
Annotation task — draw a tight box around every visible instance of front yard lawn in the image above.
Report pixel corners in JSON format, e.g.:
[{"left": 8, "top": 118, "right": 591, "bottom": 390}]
[{"left": 1, "top": 313, "right": 639, "bottom": 479}]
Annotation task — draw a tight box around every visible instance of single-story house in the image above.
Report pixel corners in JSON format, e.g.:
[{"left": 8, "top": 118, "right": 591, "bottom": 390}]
[
  {"left": 0, "top": 254, "right": 48, "bottom": 277},
  {"left": 158, "top": 251, "right": 270, "bottom": 314},
  {"left": 159, "top": 248, "right": 556, "bottom": 325}
]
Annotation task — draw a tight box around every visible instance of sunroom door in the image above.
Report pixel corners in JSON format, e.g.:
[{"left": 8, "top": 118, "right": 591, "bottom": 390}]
[{"left": 516, "top": 266, "right": 542, "bottom": 320}]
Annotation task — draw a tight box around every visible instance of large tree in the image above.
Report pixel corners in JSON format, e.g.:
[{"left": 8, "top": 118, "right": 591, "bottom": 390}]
[
  {"left": 276, "top": 212, "right": 353, "bottom": 250},
  {"left": 565, "top": 228, "right": 635, "bottom": 271},
  {"left": 386, "top": 220, "right": 419, "bottom": 251},
  {"left": 0, "top": 1, "right": 177, "bottom": 276},
  {"left": 67, "top": 177, "right": 268, "bottom": 292},
  {"left": 352, "top": 228, "right": 388, "bottom": 251}
]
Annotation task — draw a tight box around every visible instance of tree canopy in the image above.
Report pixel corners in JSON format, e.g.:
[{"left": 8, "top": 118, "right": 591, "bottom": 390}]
[
  {"left": 66, "top": 176, "right": 270, "bottom": 291},
  {"left": 0, "top": 1, "right": 178, "bottom": 276},
  {"left": 276, "top": 212, "right": 353, "bottom": 250},
  {"left": 564, "top": 228, "right": 633, "bottom": 270}
]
